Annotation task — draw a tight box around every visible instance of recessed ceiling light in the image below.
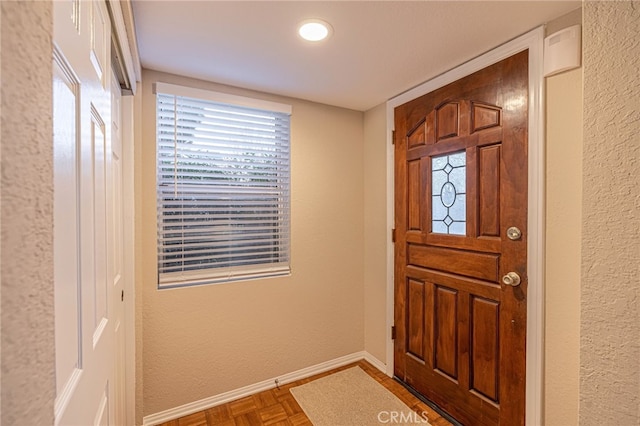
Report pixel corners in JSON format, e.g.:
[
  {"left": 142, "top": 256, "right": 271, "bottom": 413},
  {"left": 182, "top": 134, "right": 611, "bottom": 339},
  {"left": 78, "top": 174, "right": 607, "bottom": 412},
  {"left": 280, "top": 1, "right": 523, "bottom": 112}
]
[{"left": 298, "top": 19, "right": 333, "bottom": 42}]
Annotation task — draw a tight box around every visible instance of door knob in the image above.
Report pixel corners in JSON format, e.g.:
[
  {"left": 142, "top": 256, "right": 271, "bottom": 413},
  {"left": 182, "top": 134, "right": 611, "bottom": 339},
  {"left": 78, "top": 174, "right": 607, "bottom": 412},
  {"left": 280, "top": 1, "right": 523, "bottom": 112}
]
[
  {"left": 507, "top": 226, "right": 522, "bottom": 240},
  {"left": 502, "top": 272, "right": 521, "bottom": 287}
]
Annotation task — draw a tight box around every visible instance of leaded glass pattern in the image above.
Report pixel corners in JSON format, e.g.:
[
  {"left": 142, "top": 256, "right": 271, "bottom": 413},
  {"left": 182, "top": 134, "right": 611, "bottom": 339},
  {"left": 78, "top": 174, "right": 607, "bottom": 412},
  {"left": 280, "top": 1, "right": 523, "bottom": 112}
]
[{"left": 432, "top": 151, "right": 466, "bottom": 235}]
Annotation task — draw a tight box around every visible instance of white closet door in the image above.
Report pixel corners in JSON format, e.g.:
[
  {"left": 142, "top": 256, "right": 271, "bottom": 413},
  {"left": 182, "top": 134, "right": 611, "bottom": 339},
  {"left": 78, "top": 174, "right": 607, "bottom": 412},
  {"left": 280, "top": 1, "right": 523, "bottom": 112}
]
[{"left": 53, "top": 0, "right": 122, "bottom": 424}]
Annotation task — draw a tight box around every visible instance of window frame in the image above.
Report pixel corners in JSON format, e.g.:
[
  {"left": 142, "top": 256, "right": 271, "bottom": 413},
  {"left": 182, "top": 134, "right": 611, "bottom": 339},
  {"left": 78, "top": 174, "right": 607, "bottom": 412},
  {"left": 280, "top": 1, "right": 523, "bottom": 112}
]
[{"left": 155, "top": 82, "right": 292, "bottom": 289}]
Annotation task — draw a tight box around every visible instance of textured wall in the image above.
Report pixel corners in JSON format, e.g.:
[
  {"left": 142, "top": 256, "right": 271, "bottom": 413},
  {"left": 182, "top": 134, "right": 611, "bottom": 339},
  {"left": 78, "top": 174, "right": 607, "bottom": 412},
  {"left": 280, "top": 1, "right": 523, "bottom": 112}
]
[
  {"left": 363, "top": 103, "right": 388, "bottom": 363},
  {"left": 0, "top": 1, "right": 56, "bottom": 424},
  {"left": 581, "top": 2, "right": 640, "bottom": 424},
  {"left": 139, "top": 69, "right": 365, "bottom": 416}
]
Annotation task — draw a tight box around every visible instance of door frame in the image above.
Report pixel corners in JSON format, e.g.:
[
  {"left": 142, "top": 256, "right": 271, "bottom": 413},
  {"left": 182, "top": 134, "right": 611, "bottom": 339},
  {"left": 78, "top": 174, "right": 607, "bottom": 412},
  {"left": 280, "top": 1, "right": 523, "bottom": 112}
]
[
  {"left": 104, "top": 1, "right": 141, "bottom": 424},
  {"left": 385, "top": 27, "right": 545, "bottom": 425}
]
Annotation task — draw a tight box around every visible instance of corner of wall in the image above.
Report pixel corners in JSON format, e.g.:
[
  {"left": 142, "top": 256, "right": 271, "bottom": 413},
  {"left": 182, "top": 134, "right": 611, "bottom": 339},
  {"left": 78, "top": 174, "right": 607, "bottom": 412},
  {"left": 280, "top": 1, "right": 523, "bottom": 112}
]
[
  {"left": 363, "top": 103, "right": 389, "bottom": 365},
  {"left": 545, "top": 7, "right": 582, "bottom": 37}
]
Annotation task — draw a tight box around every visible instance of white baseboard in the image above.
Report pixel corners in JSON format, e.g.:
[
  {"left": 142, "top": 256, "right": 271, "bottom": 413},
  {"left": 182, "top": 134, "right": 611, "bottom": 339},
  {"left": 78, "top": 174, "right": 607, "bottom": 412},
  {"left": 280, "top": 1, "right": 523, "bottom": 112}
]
[
  {"left": 363, "top": 351, "right": 387, "bottom": 374},
  {"left": 142, "top": 351, "right": 386, "bottom": 426}
]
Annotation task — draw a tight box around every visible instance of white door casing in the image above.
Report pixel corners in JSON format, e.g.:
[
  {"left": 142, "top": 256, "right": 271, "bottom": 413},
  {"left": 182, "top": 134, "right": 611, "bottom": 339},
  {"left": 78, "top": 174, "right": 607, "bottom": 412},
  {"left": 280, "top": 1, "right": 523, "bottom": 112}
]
[
  {"left": 110, "top": 69, "right": 126, "bottom": 426},
  {"left": 53, "top": 0, "right": 125, "bottom": 424}
]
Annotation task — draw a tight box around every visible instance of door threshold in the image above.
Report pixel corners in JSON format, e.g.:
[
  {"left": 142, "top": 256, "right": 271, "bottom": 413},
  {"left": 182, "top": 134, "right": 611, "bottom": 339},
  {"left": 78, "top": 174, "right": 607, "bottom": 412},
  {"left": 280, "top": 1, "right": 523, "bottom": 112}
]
[{"left": 393, "top": 376, "right": 464, "bottom": 426}]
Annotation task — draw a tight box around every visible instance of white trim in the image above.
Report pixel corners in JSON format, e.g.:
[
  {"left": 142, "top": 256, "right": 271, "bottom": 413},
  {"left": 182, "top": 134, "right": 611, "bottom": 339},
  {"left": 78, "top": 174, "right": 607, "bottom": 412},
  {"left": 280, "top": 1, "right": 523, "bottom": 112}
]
[
  {"left": 105, "top": 4, "right": 139, "bottom": 421},
  {"left": 54, "top": 368, "right": 83, "bottom": 426},
  {"left": 106, "top": 0, "right": 138, "bottom": 94},
  {"left": 525, "top": 27, "right": 546, "bottom": 426},
  {"left": 106, "top": 0, "right": 136, "bottom": 93},
  {"left": 385, "top": 27, "right": 546, "bottom": 426},
  {"left": 142, "top": 351, "right": 383, "bottom": 426},
  {"left": 113, "top": 0, "right": 142, "bottom": 84},
  {"left": 121, "top": 95, "right": 137, "bottom": 426},
  {"left": 159, "top": 265, "right": 291, "bottom": 289},
  {"left": 154, "top": 82, "right": 293, "bottom": 115},
  {"left": 363, "top": 351, "right": 387, "bottom": 374}
]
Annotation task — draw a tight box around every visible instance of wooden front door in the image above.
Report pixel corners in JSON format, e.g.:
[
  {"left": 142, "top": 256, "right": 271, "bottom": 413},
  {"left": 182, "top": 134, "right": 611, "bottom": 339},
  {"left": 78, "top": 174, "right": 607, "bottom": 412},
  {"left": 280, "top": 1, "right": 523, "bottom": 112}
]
[{"left": 393, "top": 51, "right": 528, "bottom": 426}]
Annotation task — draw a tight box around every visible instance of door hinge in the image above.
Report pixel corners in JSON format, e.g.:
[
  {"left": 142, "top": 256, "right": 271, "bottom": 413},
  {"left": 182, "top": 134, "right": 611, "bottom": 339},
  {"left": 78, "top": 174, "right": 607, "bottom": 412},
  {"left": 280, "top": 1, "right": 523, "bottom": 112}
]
[
  {"left": 391, "top": 228, "right": 396, "bottom": 243},
  {"left": 121, "top": 290, "right": 124, "bottom": 302},
  {"left": 391, "top": 326, "right": 396, "bottom": 340},
  {"left": 392, "top": 130, "right": 396, "bottom": 145}
]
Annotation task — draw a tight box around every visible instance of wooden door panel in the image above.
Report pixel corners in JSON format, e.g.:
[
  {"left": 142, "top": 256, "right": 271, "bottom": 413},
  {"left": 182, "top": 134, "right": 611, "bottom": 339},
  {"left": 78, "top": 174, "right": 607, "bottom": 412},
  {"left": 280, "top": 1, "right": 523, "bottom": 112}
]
[
  {"left": 395, "top": 51, "right": 528, "bottom": 426},
  {"left": 408, "top": 244, "right": 500, "bottom": 283},
  {"left": 435, "top": 102, "right": 460, "bottom": 141},
  {"left": 478, "top": 145, "right": 502, "bottom": 237},
  {"left": 470, "top": 296, "right": 500, "bottom": 402},
  {"left": 407, "top": 279, "right": 426, "bottom": 360},
  {"left": 408, "top": 160, "right": 422, "bottom": 231},
  {"left": 471, "top": 102, "right": 502, "bottom": 132},
  {"left": 434, "top": 286, "right": 458, "bottom": 380},
  {"left": 408, "top": 118, "right": 427, "bottom": 148}
]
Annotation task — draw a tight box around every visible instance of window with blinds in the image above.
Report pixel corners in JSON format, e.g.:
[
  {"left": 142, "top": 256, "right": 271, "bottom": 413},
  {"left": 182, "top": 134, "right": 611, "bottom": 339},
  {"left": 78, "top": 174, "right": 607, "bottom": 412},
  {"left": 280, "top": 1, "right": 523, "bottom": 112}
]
[{"left": 155, "top": 82, "right": 291, "bottom": 288}]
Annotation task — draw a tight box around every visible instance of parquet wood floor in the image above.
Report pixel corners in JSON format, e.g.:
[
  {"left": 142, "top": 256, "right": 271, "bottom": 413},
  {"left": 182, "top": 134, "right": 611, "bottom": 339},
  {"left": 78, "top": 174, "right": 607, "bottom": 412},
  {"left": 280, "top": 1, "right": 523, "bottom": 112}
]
[{"left": 158, "top": 360, "right": 453, "bottom": 426}]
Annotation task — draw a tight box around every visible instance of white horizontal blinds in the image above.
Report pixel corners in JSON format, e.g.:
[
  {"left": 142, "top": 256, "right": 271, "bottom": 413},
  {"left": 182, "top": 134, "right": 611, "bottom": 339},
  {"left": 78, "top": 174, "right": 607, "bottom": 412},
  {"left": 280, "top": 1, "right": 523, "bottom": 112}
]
[{"left": 156, "top": 86, "right": 291, "bottom": 288}]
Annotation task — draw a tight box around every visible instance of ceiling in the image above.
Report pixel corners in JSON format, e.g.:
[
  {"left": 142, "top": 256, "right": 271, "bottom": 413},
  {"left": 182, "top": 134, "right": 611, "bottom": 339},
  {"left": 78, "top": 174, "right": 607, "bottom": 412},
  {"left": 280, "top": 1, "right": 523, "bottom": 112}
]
[{"left": 132, "top": 1, "right": 580, "bottom": 111}]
